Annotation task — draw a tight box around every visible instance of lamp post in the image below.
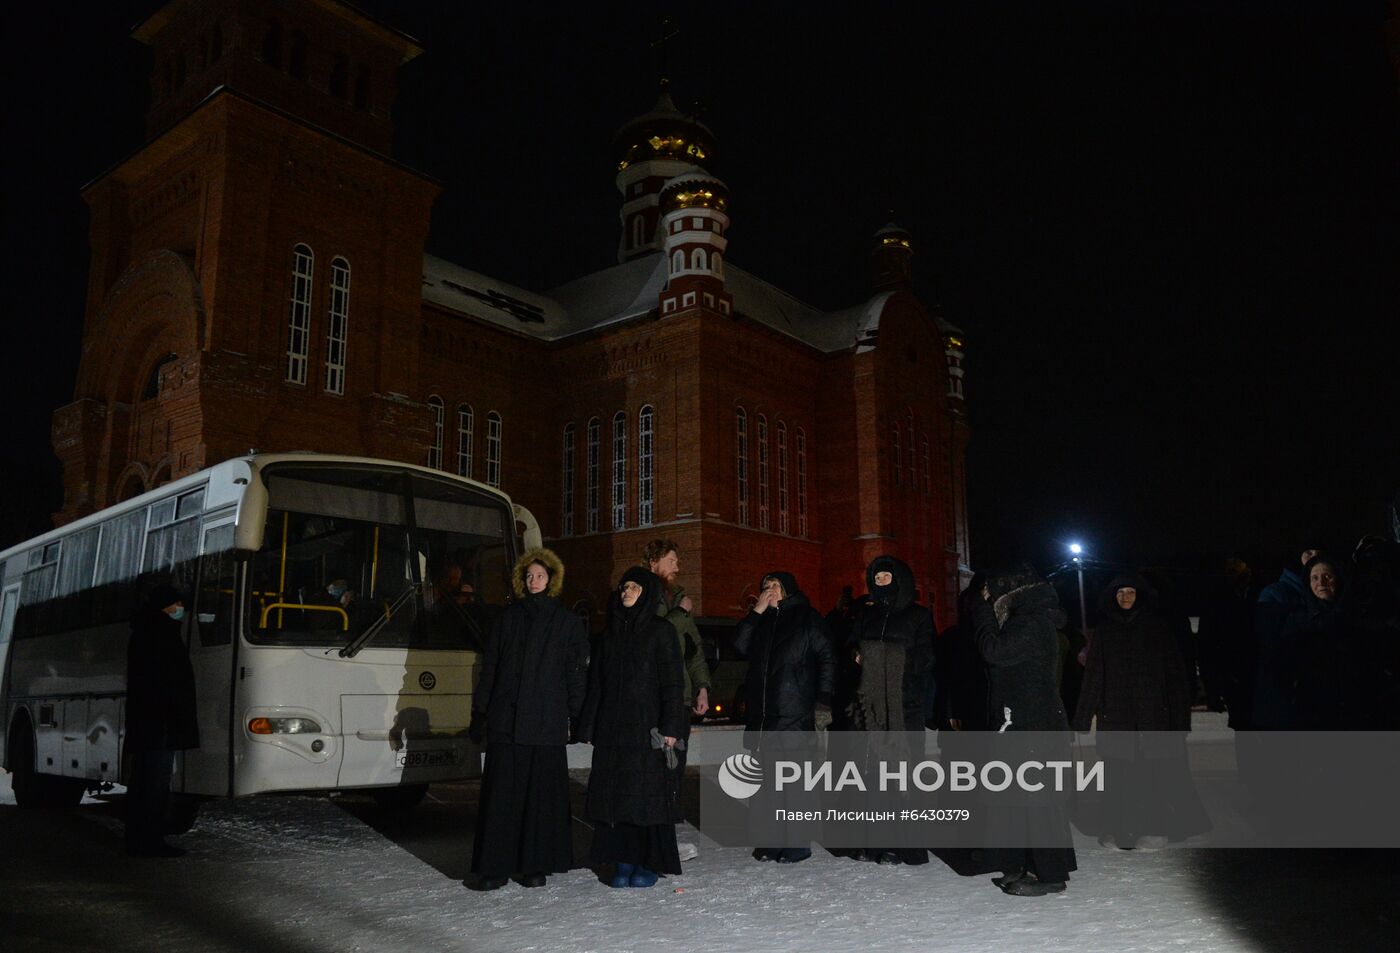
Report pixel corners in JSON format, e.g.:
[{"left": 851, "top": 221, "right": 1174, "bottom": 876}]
[{"left": 1069, "top": 543, "right": 1088, "bottom": 635}]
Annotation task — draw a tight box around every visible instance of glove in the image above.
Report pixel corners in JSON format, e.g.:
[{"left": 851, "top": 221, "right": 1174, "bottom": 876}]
[
  {"left": 814, "top": 703, "right": 833, "bottom": 733},
  {"left": 467, "top": 714, "right": 487, "bottom": 744}
]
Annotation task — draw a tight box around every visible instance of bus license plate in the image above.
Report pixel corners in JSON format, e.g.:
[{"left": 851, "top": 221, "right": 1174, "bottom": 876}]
[{"left": 396, "top": 749, "right": 456, "bottom": 768}]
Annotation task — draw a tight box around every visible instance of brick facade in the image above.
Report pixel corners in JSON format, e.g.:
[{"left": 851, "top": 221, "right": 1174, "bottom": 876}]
[{"left": 53, "top": 0, "right": 972, "bottom": 632}]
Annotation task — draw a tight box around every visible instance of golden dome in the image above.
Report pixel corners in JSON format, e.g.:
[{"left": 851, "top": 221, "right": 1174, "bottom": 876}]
[
  {"left": 615, "top": 82, "right": 716, "bottom": 173},
  {"left": 660, "top": 174, "right": 729, "bottom": 214}
]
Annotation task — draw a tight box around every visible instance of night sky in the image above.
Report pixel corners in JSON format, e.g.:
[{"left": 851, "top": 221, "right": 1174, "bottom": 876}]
[{"left": 3, "top": 1, "right": 1398, "bottom": 587}]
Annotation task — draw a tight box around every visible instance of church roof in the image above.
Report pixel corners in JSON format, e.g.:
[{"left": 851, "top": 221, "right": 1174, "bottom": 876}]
[{"left": 422, "top": 253, "right": 915, "bottom": 354}]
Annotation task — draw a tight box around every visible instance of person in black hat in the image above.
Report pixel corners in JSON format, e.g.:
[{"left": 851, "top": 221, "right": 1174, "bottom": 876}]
[{"left": 124, "top": 582, "right": 199, "bottom": 857}]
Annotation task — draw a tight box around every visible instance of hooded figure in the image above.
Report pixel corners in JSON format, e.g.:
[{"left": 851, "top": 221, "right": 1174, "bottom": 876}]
[
  {"left": 968, "top": 564, "right": 1078, "bottom": 895},
  {"left": 469, "top": 547, "right": 590, "bottom": 890},
  {"left": 733, "top": 570, "right": 835, "bottom": 864},
  {"left": 851, "top": 555, "right": 935, "bottom": 734},
  {"left": 846, "top": 555, "right": 935, "bottom": 866},
  {"left": 1072, "top": 575, "right": 1207, "bottom": 849},
  {"left": 124, "top": 582, "right": 199, "bottom": 857},
  {"left": 578, "top": 566, "right": 686, "bottom": 885},
  {"left": 1072, "top": 575, "right": 1191, "bottom": 737},
  {"left": 734, "top": 571, "right": 836, "bottom": 739}
]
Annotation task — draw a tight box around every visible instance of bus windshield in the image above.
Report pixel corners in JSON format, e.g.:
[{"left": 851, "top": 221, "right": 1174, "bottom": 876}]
[{"left": 247, "top": 465, "right": 511, "bottom": 650}]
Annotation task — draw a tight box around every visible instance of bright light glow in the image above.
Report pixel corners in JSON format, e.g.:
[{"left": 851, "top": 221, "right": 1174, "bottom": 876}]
[{"left": 1069, "top": 543, "right": 1083, "bottom": 555}]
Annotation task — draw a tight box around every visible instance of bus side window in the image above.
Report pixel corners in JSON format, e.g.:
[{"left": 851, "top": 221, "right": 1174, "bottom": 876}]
[{"left": 197, "top": 524, "right": 236, "bottom": 647}]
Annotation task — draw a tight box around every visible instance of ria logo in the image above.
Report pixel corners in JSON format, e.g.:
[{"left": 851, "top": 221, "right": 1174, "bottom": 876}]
[{"left": 718, "top": 753, "right": 764, "bottom": 800}]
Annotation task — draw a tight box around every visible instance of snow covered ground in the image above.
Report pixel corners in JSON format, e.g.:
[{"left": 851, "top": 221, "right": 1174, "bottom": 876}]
[{"left": 3, "top": 766, "right": 1397, "bottom": 953}]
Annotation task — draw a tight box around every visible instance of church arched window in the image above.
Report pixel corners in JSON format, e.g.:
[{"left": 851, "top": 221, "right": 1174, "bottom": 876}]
[
  {"left": 672, "top": 249, "right": 684, "bottom": 275},
  {"left": 456, "top": 404, "right": 474, "bottom": 478},
  {"left": 632, "top": 215, "right": 645, "bottom": 249},
  {"left": 777, "top": 421, "right": 789, "bottom": 534},
  {"left": 611, "top": 411, "right": 627, "bottom": 530},
  {"left": 586, "top": 417, "right": 601, "bottom": 533},
  {"left": 285, "top": 243, "right": 314, "bottom": 385},
  {"left": 691, "top": 248, "right": 708, "bottom": 272},
  {"left": 561, "top": 424, "right": 576, "bottom": 536},
  {"left": 796, "top": 427, "right": 809, "bottom": 537},
  {"left": 638, "top": 405, "right": 654, "bottom": 527},
  {"left": 486, "top": 412, "right": 502, "bottom": 487},
  {"left": 324, "top": 257, "right": 350, "bottom": 394},
  {"left": 426, "top": 396, "right": 444, "bottom": 470},
  {"left": 713, "top": 251, "right": 724, "bottom": 279},
  {"left": 736, "top": 407, "right": 749, "bottom": 526},
  {"left": 757, "top": 414, "right": 770, "bottom": 530}
]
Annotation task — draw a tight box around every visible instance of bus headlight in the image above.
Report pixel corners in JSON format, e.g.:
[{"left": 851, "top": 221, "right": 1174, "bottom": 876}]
[{"left": 249, "top": 717, "right": 322, "bottom": 735}]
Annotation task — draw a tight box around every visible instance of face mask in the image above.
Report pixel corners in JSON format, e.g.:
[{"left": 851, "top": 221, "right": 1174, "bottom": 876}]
[
  {"left": 328, "top": 585, "right": 346, "bottom": 599},
  {"left": 168, "top": 606, "right": 186, "bottom": 622}
]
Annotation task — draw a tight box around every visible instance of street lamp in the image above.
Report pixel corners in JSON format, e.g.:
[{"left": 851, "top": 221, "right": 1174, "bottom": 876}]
[{"left": 1069, "top": 542, "right": 1088, "bottom": 635}]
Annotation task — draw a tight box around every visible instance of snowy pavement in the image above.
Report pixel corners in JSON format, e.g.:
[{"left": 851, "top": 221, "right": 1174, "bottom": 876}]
[{"left": 3, "top": 769, "right": 1398, "bottom": 953}]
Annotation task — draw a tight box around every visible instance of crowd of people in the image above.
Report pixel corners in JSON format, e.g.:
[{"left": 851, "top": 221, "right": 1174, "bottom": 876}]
[{"left": 466, "top": 539, "right": 1091, "bottom": 897}]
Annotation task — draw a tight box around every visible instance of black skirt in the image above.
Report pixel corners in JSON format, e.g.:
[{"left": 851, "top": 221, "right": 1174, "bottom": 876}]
[
  {"left": 589, "top": 821, "right": 681, "bottom": 875},
  {"left": 471, "top": 743, "right": 575, "bottom": 876}
]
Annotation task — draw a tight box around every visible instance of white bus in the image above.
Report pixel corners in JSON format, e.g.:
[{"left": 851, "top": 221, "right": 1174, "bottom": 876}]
[{"left": 0, "top": 454, "right": 540, "bottom": 820}]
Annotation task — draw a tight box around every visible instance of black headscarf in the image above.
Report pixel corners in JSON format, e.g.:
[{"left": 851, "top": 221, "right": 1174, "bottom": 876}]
[
  {"left": 1100, "top": 573, "right": 1154, "bottom": 622},
  {"left": 609, "top": 566, "right": 664, "bottom": 633},
  {"left": 866, "top": 554, "right": 917, "bottom": 613},
  {"left": 759, "top": 571, "right": 802, "bottom": 604}
]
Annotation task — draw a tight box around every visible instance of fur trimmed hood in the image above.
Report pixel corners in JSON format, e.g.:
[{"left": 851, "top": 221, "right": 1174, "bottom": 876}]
[
  {"left": 512, "top": 547, "right": 565, "bottom": 599},
  {"left": 992, "top": 580, "right": 1066, "bottom": 628}
]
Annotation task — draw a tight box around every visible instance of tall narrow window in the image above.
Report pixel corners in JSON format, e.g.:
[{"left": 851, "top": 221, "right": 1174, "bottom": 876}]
[
  {"left": 777, "top": 421, "right": 790, "bottom": 534},
  {"left": 426, "top": 396, "right": 444, "bottom": 469},
  {"left": 922, "top": 435, "right": 932, "bottom": 498},
  {"left": 672, "top": 249, "right": 684, "bottom": 275},
  {"left": 908, "top": 412, "right": 917, "bottom": 491},
  {"left": 586, "top": 417, "right": 600, "bottom": 533},
  {"left": 261, "top": 21, "right": 283, "bottom": 67},
  {"left": 736, "top": 407, "right": 749, "bottom": 526},
  {"left": 330, "top": 53, "right": 349, "bottom": 99},
  {"left": 691, "top": 248, "right": 708, "bottom": 271},
  {"left": 562, "top": 424, "right": 576, "bottom": 537},
  {"left": 632, "top": 216, "right": 645, "bottom": 249},
  {"left": 289, "top": 30, "right": 308, "bottom": 79},
  {"left": 324, "top": 256, "right": 350, "bottom": 394},
  {"left": 637, "top": 405, "right": 654, "bottom": 527},
  {"left": 456, "top": 404, "right": 473, "bottom": 478},
  {"left": 285, "top": 244, "right": 314, "bottom": 384},
  {"left": 611, "top": 412, "right": 627, "bottom": 530},
  {"left": 713, "top": 251, "right": 724, "bottom": 279},
  {"left": 757, "top": 414, "right": 770, "bottom": 530},
  {"left": 486, "top": 412, "right": 502, "bottom": 488},
  {"left": 893, "top": 423, "right": 902, "bottom": 488},
  {"left": 796, "top": 428, "right": 808, "bottom": 537},
  {"left": 354, "top": 65, "right": 372, "bottom": 110}
]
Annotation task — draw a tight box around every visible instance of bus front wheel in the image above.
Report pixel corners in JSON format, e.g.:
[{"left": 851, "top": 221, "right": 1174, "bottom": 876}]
[{"left": 371, "top": 784, "right": 428, "bottom": 810}]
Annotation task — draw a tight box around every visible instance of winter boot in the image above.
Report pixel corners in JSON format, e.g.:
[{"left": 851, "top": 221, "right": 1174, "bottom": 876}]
[
  {"left": 610, "top": 863, "right": 635, "bottom": 888},
  {"left": 629, "top": 866, "right": 659, "bottom": 887}
]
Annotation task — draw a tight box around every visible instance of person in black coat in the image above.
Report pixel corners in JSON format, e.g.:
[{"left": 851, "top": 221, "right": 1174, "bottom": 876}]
[
  {"left": 1072, "top": 575, "right": 1207, "bottom": 849},
  {"left": 124, "top": 582, "right": 199, "bottom": 857},
  {"left": 968, "top": 565, "right": 1077, "bottom": 896},
  {"left": 733, "top": 570, "right": 835, "bottom": 863},
  {"left": 468, "top": 547, "right": 589, "bottom": 890},
  {"left": 847, "top": 554, "right": 935, "bottom": 865},
  {"left": 577, "top": 566, "right": 685, "bottom": 888},
  {"left": 1289, "top": 555, "right": 1366, "bottom": 729}
]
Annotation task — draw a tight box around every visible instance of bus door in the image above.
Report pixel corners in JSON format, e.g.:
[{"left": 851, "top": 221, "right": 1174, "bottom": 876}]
[
  {"left": 0, "top": 582, "right": 17, "bottom": 765},
  {"left": 183, "top": 517, "right": 238, "bottom": 796}
]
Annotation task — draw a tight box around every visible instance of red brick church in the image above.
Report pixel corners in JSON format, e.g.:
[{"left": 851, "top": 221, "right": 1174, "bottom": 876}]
[{"left": 51, "top": 0, "right": 972, "bottom": 628}]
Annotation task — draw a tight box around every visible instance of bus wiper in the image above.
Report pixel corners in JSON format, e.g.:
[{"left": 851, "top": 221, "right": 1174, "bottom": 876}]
[{"left": 339, "top": 584, "right": 420, "bottom": 659}]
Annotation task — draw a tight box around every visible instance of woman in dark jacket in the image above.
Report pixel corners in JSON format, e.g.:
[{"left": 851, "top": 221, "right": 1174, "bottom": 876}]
[
  {"left": 125, "top": 582, "right": 199, "bottom": 857},
  {"left": 1072, "top": 575, "right": 1207, "bottom": 849},
  {"left": 969, "top": 565, "right": 1077, "bottom": 896},
  {"left": 733, "top": 571, "right": 835, "bottom": 863},
  {"left": 848, "top": 555, "right": 935, "bottom": 865},
  {"left": 469, "top": 548, "right": 589, "bottom": 890},
  {"left": 577, "top": 567, "right": 686, "bottom": 888},
  {"left": 1290, "top": 555, "right": 1367, "bottom": 729}
]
